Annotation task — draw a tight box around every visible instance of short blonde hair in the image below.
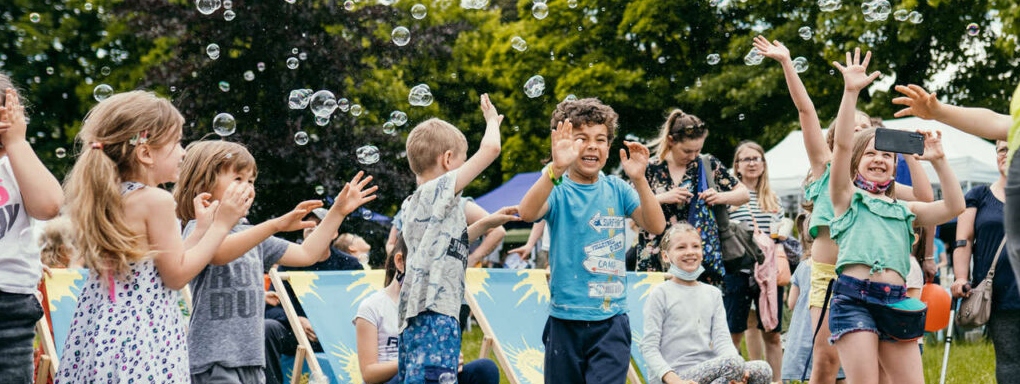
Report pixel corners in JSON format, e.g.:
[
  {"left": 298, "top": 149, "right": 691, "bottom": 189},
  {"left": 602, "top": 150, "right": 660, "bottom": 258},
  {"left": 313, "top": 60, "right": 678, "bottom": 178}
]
[
  {"left": 405, "top": 118, "right": 468, "bottom": 176},
  {"left": 173, "top": 140, "right": 258, "bottom": 223}
]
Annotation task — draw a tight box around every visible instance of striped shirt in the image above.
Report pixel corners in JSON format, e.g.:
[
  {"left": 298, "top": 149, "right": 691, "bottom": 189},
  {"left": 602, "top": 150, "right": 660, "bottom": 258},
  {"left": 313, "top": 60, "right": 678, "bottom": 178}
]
[{"left": 729, "top": 190, "right": 783, "bottom": 235}]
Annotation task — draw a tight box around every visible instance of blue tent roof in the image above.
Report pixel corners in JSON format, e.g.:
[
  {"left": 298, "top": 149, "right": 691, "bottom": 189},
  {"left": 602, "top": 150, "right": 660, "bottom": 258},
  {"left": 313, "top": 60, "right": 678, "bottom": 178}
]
[{"left": 474, "top": 171, "right": 542, "bottom": 214}]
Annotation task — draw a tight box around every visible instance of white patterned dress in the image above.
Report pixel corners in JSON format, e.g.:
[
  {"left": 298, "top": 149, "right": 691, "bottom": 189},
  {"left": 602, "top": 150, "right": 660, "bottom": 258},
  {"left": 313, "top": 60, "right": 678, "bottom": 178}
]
[{"left": 56, "top": 182, "right": 189, "bottom": 383}]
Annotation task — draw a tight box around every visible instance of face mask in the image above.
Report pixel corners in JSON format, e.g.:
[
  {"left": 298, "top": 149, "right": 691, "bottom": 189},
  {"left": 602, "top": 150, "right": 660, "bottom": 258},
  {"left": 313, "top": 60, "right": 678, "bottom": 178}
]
[
  {"left": 395, "top": 270, "right": 405, "bottom": 285},
  {"left": 853, "top": 173, "right": 892, "bottom": 194},
  {"left": 669, "top": 263, "right": 704, "bottom": 282}
]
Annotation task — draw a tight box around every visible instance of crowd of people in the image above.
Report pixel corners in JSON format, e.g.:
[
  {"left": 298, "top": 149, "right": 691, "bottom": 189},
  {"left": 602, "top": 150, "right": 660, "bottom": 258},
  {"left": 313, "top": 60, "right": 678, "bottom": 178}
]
[{"left": 1, "top": 34, "right": 1020, "bottom": 384}]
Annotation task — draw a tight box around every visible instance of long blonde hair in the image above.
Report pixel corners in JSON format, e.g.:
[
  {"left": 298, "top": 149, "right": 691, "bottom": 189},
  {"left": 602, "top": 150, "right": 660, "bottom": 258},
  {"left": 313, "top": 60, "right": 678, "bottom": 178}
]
[
  {"left": 173, "top": 140, "right": 257, "bottom": 223},
  {"left": 648, "top": 109, "right": 708, "bottom": 160},
  {"left": 732, "top": 141, "right": 780, "bottom": 213},
  {"left": 64, "top": 91, "right": 184, "bottom": 279}
]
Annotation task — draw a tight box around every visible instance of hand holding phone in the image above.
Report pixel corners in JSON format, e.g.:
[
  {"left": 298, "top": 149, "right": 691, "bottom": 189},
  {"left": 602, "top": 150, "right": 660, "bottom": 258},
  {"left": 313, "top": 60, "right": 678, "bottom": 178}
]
[{"left": 874, "top": 128, "right": 924, "bottom": 155}]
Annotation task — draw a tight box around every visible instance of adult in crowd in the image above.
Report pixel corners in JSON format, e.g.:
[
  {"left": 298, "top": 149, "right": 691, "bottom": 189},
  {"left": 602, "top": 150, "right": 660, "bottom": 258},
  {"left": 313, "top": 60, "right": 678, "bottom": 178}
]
[
  {"left": 951, "top": 141, "right": 1020, "bottom": 382},
  {"left": 728, "top": 140, "right": 789, "bottom": 383},
  {"left": 336, "top": 232, "right": 373, "bottom": 269},
  {"left": 634, "top": 109, "right": 749, "bottom": 276}
]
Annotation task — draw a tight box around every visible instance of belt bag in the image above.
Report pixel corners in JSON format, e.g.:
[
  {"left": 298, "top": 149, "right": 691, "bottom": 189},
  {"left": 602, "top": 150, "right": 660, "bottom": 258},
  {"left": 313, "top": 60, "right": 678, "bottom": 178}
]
[
  {"left": 957, "top": 238, "right": 1006, "bottom": 327},
  {"left": 871, "top": 297, "right": 927, "bottom": 341}
]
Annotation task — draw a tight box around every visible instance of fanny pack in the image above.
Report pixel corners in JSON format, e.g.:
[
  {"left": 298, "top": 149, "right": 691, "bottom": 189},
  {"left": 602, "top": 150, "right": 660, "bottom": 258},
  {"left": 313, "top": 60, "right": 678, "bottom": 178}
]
[{"left": 871, "top": 297, "right": 927, "bottom": 341}]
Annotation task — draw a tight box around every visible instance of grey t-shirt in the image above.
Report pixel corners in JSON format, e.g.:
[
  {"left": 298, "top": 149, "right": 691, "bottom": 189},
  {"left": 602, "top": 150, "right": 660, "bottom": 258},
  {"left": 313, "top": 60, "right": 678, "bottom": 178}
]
[{"left": 183, "top": 220, "right": 290, "bottom": 374}]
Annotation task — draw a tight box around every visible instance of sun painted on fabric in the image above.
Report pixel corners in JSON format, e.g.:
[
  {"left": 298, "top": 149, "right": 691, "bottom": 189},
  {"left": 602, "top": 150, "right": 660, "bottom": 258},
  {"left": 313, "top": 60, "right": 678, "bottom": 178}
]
[
  {"left": 512, "top": 270, "right": 550, "bottom": 306},
  {"left": 328, "top": 341, "right": 362, "bottom": 383},
  {"left": 503, "top": 336, "right": 545, "bottom": 384},
  {"left": 632, "top": 272, "right": 668, "bottom": 301},
  {"left": 346, "top": 270, "right": 385, "bottom": 306},
  {"left": 288, "top": 271, "right": 323, "bottom": 303},
  {"left": 465, "top": 268, "right": 492, "bottom": 302},
  {"left": 45, "top": 269, "right": 85, "bottom": 312}
]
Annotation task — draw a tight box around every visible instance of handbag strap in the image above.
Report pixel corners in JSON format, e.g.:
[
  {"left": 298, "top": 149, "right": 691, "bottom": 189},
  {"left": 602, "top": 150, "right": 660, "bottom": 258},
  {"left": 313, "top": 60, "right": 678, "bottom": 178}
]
[
  {"left": 700, "top": 154, "right": 717, "bottom": 191},
  {"left": 985, "top": 237, "right": 1007, "bottom": 280},
  {"left": 801, "top": 278, "right": 835, "bottom": 382}
]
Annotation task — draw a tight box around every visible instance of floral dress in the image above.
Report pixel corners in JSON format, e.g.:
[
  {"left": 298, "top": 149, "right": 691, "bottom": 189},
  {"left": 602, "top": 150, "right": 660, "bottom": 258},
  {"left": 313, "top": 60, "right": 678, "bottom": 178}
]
[
  {"left": 56, "top": 182, "right": 189, "bottom": 383},
  {"left": 635, "top": 155, "right": 738, "bottom": 272}
]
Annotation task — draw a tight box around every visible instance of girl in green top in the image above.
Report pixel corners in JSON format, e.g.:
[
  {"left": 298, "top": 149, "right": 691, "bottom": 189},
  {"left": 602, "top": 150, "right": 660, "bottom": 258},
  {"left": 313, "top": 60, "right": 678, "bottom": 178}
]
[{"left": 829, "top": 49, "right": 965, "bottom": 384}]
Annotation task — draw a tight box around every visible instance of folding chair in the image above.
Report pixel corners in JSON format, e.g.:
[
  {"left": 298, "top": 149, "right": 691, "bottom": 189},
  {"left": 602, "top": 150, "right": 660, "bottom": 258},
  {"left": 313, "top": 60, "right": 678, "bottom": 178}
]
[{"left": 269, "top": 268, "right": 386, "bottom": 383}]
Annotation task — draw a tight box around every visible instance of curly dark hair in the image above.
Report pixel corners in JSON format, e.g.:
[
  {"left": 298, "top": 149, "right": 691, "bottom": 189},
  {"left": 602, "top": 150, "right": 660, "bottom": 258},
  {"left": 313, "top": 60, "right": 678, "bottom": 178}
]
[{"left": 549, "top": 97, "right": 619, "bottom": 143}]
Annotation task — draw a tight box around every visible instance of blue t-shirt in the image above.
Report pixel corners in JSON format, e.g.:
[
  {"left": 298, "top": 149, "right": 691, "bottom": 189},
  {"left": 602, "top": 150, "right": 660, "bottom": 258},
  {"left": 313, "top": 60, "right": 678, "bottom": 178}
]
[
  {"left": 543, "top": 171, "right": 640, "bottom": 321},
  {"left": 964, "top": 185, "right": 1020, "bottom": 311}
]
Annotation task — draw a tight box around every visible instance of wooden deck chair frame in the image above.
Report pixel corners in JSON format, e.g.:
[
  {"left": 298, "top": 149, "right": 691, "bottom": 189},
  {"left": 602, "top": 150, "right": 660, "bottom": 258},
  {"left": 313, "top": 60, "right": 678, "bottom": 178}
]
[{"left": 268, "top": 267, "right": 325, "bottom": 382}]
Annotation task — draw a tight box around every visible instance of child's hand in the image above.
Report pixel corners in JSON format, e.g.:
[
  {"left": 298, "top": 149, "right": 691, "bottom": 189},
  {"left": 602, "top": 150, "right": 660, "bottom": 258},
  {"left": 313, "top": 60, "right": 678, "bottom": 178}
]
[
  {"left": 333, "top": 171, "right": 379, "bottom": 216},
  {"left": 913, "top": 130, "right": 945, "bottom": 162},
  {"left": 620, "top": 141, "right": 650, "bottom": 181},
  {"left": 892, "top": 84, "right": 942, "bottom": 120},
  {"left": 214, "top": 181, "right": 254, "bottom": 226},
  {"left": 752, "top": 35, "right": 790, "bottom": 63},
  {"left": 832, "top": 47, "right": 880, "bottom": 93},
  {"left": 480, "top": 93, "right": 504, "bottom": 126},
  {"left": 550, "top": 119, "right": 582, "bottom": 176},
  {"left": 484, "top": 206, "right": 521, "bottom": 227},
  {"left": 273, "top": 200, "right": 323, "bottom": 233},
  {"left": 0, "top": 89, "right": 28, "bottom": 147},
  {"left": 193, "top": 192, "right": 219, "bottom": 228}
]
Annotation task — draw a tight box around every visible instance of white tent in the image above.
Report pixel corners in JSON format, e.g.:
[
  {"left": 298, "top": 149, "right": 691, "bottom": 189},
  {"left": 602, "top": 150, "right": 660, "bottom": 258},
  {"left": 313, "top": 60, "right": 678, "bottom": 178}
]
[{"left": 765, "top": 116, "right": 999, "bottom": 197}]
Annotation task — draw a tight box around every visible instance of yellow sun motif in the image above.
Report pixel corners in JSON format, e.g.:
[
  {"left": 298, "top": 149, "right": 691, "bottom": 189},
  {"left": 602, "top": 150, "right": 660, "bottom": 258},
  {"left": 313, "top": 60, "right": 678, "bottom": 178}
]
[
  {"left": 345, "top": 270, "right": 385, "bottom": 307},
  {"left": 632, "top": 272, "right": 668, "bottom": 301},
  {"left": 45, "top": 269, "right": 85, "bottom": 312},
  {"left": 287, "top": 271, "right": 322, "bottom": 303},
  {"left": 513, "top": 270, "right": 550, "bottom": 307},
  {"left": 465, "top": 268, "right": 492, "bottom": 302},
  {"left": 329, "top": 341, "right": 362, "bottom": 383},
  {"left": 503, "top": 336, "right": 545, "bottom": 384}
]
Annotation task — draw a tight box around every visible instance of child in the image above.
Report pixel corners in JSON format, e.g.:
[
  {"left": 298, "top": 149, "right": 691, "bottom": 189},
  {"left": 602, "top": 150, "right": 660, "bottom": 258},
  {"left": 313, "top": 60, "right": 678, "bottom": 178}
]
[
  {"left": 172, "top": 140, "right": 377, "bottom": 383},
  {"left": 828, "top": 48, "right": 964, "bottom": 384},
  {"left": 517, "top": 97, "right": 666, "bottom": 383},
  {"left": 395, "top": 93, "right": 502, "bottom": 382},
  {"left": 356, "top": 207, "right": 516, "bottom": 384},
  {"left": 57, "top": 90, "right": 251, "bottom": 382},
  {"left": 753, "top": 35, "right": 934, "bottom": 384},
  {"left": 38, "top": 215, "right": 80, "bottom": 269},
  {"left": 0, "top": 78, "right": 63, "bottom": 383},
  {"left": 641, "top": 223, "right": 771, "bottom": 384}
]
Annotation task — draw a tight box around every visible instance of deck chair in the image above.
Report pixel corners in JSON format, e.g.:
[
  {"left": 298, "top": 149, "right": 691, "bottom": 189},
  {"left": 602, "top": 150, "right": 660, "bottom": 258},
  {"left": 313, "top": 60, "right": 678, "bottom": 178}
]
[
  {"left": 269, "top": 268, "right": 386, "bottom": 384},
  {"left": 625, "top": 272, "right": 670, "bottom": 383}
]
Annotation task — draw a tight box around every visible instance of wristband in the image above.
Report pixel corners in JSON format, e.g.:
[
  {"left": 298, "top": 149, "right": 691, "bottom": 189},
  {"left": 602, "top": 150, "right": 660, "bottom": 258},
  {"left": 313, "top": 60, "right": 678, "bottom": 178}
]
[
  {"left": 547, "top": 166, "right": 562, "bottom": 186},
  {"left": 954, "top": 239, "right": 968, "bottom": 248}
]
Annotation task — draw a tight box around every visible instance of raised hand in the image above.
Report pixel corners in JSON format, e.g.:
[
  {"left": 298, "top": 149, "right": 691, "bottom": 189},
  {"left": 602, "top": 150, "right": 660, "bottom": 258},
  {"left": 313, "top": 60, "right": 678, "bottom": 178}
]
[
  {"left": 620, "top": 140, "right": 650, "bottom": 181},
  {"left": 483, "top": 206, "right": 521, "bottom": 227},
  {"left": 892, "top": 84, "right": 941, "bottom": 119},
  {"left": 914, "top": 130, "right": 945, "bottom": 162},
  {"left": 273, "top": 200, "right": 324, "bottom": 233},
  {"left": 214, "top": 182, "right": 254, "bottom": 226},
  {"left": 752, "top": 35, "right": 791, "bottom": 62},
  {"left": 480, "top": 93, "right": 504, "bottom": 126},
  {"left": 0, "top": 88, "right": 28, "bottom": 147},
  {"left": 833, "top": 47, "right": 880, "bottom": 93},
  {"left": 333, "top": 171, "right": 379, "bottom": 216},
  {"left": 550, "top": 119, "right": 582, "bottom": 176}
]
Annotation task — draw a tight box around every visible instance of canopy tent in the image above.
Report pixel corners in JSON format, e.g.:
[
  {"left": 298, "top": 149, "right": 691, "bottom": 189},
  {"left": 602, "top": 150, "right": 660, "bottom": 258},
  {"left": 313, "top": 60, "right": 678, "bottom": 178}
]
[
  {"left": 473, "top": 171, "right": 541, "bottom": 214},
  {"left": 765, "top": 117, "right": 999, "bottom": 197}
]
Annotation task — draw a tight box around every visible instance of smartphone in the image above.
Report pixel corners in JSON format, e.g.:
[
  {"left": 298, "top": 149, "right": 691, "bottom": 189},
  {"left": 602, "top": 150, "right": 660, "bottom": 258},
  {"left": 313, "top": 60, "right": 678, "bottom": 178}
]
[{"left": 874, "top": 128, "right": 924, "bottom": 155}]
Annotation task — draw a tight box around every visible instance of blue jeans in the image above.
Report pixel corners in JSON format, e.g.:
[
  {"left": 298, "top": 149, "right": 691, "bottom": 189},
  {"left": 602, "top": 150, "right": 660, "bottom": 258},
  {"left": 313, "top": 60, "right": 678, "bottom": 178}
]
[
  {"left": 828, "top": 274, "right": 922, "bottom": 343},
  {"left": 386, "top": 359, "right": 499, "bottom": 384},
  {"left": 0, "top": 291, "right": 43, "bottom": 384}
]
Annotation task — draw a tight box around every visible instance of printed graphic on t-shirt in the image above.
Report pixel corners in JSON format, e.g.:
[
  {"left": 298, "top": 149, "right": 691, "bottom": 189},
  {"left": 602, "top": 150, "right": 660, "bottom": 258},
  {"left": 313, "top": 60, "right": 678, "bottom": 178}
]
[
  {"left": 202, "top": 261, "right": 262, "bottom": 320},
  {"left": 584, "top": 211, "right": 627, "bottom": 298},
  {"left": 0, "top": 181, "right": 21, "bottom": 240}
]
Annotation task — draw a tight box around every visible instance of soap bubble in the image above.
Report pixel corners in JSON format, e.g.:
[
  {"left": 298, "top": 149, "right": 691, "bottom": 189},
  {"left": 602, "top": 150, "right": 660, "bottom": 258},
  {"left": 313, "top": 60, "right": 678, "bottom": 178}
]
[
  {"left": 243, "top": 106, "right": 250, "bottom": 113},
  {"left": 93, "top": 84, "right": 114, "bottom": 101},
  {"left": 223, "top": 10, "right": 236, "bottom": 21},
  {"left": 243, "top": 70, "right": 255, "bottom": 81},
  {"left": 793, "top": 57, "right": 809, "bottom": 73},
  {"left": 223, "top": 0, "right": 232, "bottom": 9},
  {"left": 532, "top": 3, "right": 549, "bottom": 19},
  {"left": 286, "top": 57, "right": 299, "bottom": 69},
  {"left": 564, "top": 94, "right": 577, "bottom": 102},
  {"left": 411, "top": 4, "right": 427, "bottom": 19},
  {"left": 706, "top": 53, "right": 721, "bottom": 65},
  {"left": 743, "top": 48, "right": 763, "bottom": 66},
  {"left": 359, "top": 207, "right": 374, "bottom": 220},
  {"left": 257, "top": 62, "right": 266, "bottom": 72},
  {"left": 392, "top": 26, "right": 411, "bottom": 46},
  {"left": 567, "top": 0, "right": 578, "bottom": 8},
  {"left": 908, "top": 11, "right": 923, "bottom": 24},
  {"left": 315, "top": 115, "right": 330, "bottom": 126},
  {"left": 29, "top": 13, "right": 41, "bottom": 23},
  {"left": 213, "top": 113, "right": 236, "bottom": 136},
  {"left": 206, "top": 43, "right": 220, "bottom": 60},
  {"left": 383, "top": 121, "right": 397, "bottom": 135},
  {"left": 966, "top": 23, "right": 980, "bottom": 36},
  {"left": 523, "top": 75, "right": 545, "bottom": 98},
  {"left": 390, "top": 110, "right": 408, "bottom": 126},
  {"left": 196, "top": 0, "right": 221, "bottom": 15},
  {"left": 100, "top": 66, "right": 111, "bottom": 76},
  {"left": 408, "top": 84, "right": 434, "bottom": 107},
  {"left": 294, "top": 131, "right": 310, "bottom": 145},
  {"left": 893, "top": 9, "right": 909, "bottom": 21},
  {"left": 738, "top": 114, "right": 745, "bottom": 121},
  {"left": 350, "top": 104, "right": 364, "bottom": 116},
  {"left": 438, "top": 372, "right": 456, "bottom": 384},
  {"left": 315, "top": 185, "right": 325, "bottom": 195},
  {"left": 309, "top": 90, "right": 338, "bottom": 117},
  {"left": 798, "top": 26, "right": 813, "bottom": 40},
  {"left": 356, "top": 145, "right": 380, "bottom": 165},
  {"left": 344, "top": 1, "right": 355, "bottom": 10},
  {"left": 55, "top": 148, "right": 67, "bottom": 158},
  {"left": 338, "top": 98, "right": 351, "bottom": 112},
  {"left": 218, "top": 81, "right": 230, "bottom": 92},
  {"left": 288, "top": 89, "right": 313, "bottom": 110},
  {"left": 511, "top": 36, "right": 528, "bottom": 52},
  {"left": 818, "top": 0, "right": 841, "bottom": 12}
]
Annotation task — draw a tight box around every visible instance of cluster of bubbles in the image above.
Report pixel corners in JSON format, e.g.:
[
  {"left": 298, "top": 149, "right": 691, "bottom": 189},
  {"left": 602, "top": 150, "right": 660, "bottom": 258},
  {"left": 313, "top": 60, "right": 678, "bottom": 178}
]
[
  {"left": 356, "top": 145, "right": 380, "bottom": 165},
  {"left": 793, "top": 57, "right": 809, "bottom": 73},
  {"left": 289, "top": 89, "right": 313, "bottom": 109},
  {"left": 511, "top": 36, "right": 528, "bottom": 52},
  {"left": 798, "top": 26, "right": 813, "bottom": 40},
  {"left": 818, "top": 0, "right": 842, "bottom": 12},
  {"left": 206, "top": 43, "right": 220, "bottom": 60},
  {"left": 196, "top": 0, "right": 222, "bottom": 15},
  {"left": 892, "top": 9, "right": 924, "bottom": 24},
  {"left": 411, "top": 4, "right": 427, "bottom": 19},
  {"left": 392, "top": 26, "right": 411, "bottom": 46},
  {"left": 861, "top": 0, "right": 891, "bottom": 22},
  {"left": 93, "top": 84, "right": 114, "bottom": 102},
  {"left": 532, "top": 1, "right": 549, "bottom": 20},
  {"left": 743, "top": 48, "right": 763, "bottom": 66},
  {"left": 213, "top": 112, "right": 236, "bottom": 136},
  {"left": 523, "top": 75, "right": 545, "bottom": 98},
  {"left": 408, "top": 84, "right": 434, "bottom": 107},
  {"left": 706, "top": 53, "right": 721, "bottom": 65}
]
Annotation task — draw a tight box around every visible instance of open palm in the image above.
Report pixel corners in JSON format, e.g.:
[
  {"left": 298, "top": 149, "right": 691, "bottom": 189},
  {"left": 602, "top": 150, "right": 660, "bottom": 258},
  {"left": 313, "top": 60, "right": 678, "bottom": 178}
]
[
  {"left": 551, "top": 119, "right": 581, "bottom": 173},
  {"left": 833, "top": 48, "right": 880, "bottom": 92}
]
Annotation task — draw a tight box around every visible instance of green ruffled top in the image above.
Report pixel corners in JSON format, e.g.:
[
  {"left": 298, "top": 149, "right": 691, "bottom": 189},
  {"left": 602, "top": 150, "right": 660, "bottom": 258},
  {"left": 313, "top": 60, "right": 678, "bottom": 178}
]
[
  {"left": 804, "top": 163, "right": 834, "bottom": 238},
  {"left": 830, "top": 190, "right": 916, "bottom": 280}
]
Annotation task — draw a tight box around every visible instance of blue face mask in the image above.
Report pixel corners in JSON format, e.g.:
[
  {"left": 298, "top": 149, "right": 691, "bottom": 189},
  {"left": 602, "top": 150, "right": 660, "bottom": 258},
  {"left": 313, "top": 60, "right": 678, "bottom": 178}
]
[{"left": 669, "top": 263, "right": 704, "bottom": 281}]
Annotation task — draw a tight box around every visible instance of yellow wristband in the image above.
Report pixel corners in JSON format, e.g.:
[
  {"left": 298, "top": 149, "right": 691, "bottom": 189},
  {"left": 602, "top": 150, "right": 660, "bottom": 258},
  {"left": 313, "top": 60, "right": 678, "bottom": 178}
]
[{"left": 547, "top": 167, "right": 562, "bottom": 186}]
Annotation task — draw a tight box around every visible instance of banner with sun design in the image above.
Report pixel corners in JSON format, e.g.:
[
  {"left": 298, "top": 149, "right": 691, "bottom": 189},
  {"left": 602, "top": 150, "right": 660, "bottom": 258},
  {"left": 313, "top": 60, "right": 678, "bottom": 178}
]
[
  {"left": 284, "top": 270, "right": 386, "bottom": 384},
  {"left": 43, "top": 268, "right": 86, "bottom": 361},
  {"left": 626, "top": 272, "right": 670, "bottom": 381}
]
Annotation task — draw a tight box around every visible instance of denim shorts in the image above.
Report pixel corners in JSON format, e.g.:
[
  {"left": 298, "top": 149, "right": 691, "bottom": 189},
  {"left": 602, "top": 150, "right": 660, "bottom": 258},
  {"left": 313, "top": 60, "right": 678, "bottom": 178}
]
[{"left": 828, "top": 274, "right": 924, "bottom": 343}]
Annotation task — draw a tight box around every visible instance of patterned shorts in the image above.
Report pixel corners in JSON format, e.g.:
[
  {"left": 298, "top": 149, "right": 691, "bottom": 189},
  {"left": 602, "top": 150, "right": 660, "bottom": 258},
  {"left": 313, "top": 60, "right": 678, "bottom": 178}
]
[{"left": 397, "top": 311, "right": 461, "bottom": 383}]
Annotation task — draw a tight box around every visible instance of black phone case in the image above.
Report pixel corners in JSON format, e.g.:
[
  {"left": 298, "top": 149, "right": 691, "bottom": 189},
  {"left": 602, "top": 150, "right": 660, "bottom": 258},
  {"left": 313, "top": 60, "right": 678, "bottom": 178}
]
[{"left": 874, "top": 128, "right": 924, "bottom": 155}]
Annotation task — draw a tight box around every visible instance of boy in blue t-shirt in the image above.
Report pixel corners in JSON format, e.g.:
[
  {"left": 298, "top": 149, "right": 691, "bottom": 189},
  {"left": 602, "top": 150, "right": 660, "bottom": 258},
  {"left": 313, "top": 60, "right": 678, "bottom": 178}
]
[{"left": 519, "top": 98, "right": 665, "bottom": 383}]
